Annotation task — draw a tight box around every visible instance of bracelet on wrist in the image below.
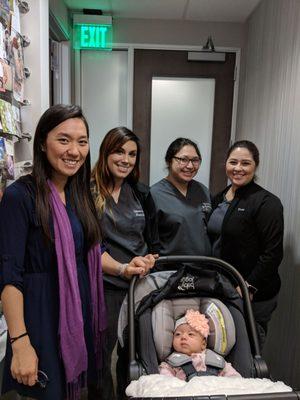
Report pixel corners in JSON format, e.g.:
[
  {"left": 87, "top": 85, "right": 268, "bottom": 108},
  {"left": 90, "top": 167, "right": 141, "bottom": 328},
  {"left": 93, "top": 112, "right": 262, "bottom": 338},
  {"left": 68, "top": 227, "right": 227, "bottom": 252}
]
[
  {"left": 118, "top": 263, "right": 128, "bottom": 277},
  {"left": 10, "top": 332, "right": 28, "bottom": 344}
]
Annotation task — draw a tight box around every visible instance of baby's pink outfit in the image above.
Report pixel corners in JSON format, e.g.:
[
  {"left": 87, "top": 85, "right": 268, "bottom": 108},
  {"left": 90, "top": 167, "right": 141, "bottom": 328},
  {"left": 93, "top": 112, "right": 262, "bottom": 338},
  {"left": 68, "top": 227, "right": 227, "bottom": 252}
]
[{"left": 159, "top": 351, "right": 241, "bottom": 381}]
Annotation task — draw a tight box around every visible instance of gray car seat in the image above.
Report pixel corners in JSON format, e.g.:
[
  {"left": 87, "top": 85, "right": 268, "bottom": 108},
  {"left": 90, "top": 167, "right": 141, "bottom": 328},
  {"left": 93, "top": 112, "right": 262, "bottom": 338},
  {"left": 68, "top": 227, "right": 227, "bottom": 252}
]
[{"left": 119, "top": 267, "right": 255, "bottom": 378}]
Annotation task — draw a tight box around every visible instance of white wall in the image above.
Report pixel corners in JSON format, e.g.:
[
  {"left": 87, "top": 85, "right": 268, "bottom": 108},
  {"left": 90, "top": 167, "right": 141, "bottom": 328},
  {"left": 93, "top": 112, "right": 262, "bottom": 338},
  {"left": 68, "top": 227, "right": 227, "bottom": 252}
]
[
  {"left": 150, "top": 77, "right": 215, "bottom": 186},
  {"left": 237, "top": 0, "right": 300, "bottom": 387},
  {"left": 18, "top": 0, "right": 49, "bottom": 160},
  {"left": 80, "top": 50, "right": 128, "bottom": 167}
]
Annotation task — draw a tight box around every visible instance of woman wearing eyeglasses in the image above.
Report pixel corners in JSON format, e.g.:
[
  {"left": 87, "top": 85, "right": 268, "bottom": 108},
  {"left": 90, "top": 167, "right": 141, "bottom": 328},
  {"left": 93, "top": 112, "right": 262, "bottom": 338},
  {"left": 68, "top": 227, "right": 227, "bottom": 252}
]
[{"left": 150, "top": 137, "right": 211, "bottom": 258}]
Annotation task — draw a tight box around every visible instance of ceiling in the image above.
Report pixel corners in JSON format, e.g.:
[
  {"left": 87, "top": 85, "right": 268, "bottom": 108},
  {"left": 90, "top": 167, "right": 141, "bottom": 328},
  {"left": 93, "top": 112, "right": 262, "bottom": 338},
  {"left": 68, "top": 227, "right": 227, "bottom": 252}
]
[{"left": 64, "top": 0, "right": 262, "bottom": 23}]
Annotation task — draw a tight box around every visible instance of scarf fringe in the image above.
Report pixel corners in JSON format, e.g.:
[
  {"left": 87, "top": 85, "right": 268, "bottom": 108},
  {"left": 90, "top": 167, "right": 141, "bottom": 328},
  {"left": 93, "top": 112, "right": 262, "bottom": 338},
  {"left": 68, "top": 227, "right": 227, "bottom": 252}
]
[{"left": 66, "top": 371, "right": 87, "bottom": 400}]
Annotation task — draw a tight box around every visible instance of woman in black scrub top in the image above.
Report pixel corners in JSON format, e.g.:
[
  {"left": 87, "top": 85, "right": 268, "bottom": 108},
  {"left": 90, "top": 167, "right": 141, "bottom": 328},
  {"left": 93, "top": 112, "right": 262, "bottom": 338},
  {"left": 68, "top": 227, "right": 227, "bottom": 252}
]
[
  {"left": 207, "top": 140, "right": 283, "bottom": 349},
  {"left": 91, "top": 127, "right": 159, "bottom": 400},
  {"left": 150, "top": 137, "right": 212, "bottom": 258}
]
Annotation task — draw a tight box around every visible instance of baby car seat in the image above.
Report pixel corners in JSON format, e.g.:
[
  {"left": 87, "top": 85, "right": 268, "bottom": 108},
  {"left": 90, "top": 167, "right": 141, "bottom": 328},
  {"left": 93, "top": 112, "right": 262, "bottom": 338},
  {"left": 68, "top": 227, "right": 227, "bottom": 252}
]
[{"left": 119, "top": 269, "right": 256, "bottom": 379}]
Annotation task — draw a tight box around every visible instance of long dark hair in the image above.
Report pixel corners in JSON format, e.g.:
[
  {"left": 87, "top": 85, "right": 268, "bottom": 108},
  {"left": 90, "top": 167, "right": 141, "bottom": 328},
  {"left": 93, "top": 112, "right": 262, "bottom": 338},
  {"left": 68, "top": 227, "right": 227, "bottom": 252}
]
[
  {"left": 32, "top": 104, "right": 101, "bottom": 247},
  {"left": 91, "top": 127, "right": 140, "bottom": 211},
  {"left": 165, "top": 137, "right": 202, "bottom": 168}
]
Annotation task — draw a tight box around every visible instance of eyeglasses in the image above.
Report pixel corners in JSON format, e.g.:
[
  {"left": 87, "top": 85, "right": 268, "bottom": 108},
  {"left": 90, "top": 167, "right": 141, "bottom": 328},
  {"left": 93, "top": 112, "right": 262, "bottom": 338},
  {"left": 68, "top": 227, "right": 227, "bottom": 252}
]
[
  {"left": 173, "top": 156, "right": 201, "bottom": 167},
  {"left": 36, "top": 370, "right": 49, "bottom": 389}
]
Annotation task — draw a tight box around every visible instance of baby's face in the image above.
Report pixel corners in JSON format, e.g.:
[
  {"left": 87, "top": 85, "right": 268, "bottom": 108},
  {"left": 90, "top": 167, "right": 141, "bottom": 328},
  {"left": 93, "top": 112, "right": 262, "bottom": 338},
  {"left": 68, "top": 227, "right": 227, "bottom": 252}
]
[{"left": 173, "top": 323, "right": 206, "bottom": 356}]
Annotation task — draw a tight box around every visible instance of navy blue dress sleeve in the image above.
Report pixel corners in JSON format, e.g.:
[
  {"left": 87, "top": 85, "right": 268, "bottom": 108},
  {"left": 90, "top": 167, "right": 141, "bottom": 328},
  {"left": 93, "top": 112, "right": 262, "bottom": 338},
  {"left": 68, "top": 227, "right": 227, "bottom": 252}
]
[{"left": 0, "top": 183, "right": 30, "bottom": 293}]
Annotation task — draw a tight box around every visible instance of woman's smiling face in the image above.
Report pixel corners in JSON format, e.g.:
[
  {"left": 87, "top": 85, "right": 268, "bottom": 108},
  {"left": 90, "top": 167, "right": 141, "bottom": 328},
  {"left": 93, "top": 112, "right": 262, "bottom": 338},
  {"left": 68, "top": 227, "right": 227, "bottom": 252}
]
[
  {"left": 168, "top": 145, "right": 201, "bottom": 184},
  {"left": 44, "top": 118, "right": 89, "bottom": 185},
  {"left": 226, "top": 147, "right": 257, "bottom": 189},
  {"left": 107, "top": 140, "right": 138, "bottom": 183}
]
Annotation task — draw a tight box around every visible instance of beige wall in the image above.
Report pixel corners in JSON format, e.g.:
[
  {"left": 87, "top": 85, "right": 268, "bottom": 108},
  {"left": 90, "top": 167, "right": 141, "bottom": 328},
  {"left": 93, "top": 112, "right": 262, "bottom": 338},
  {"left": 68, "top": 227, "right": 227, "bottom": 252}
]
[
  {"left": 237, "top": 0, "right": 300, "bottom": 387},
  {"left": 49, "top": 0, "right": 71, "bottom": 37},
  {"left": 49, "top": 4, "right": 247, "bottom": 48},
  {"left": 113, "top": 18, "right": 246, "bottom": 48}
]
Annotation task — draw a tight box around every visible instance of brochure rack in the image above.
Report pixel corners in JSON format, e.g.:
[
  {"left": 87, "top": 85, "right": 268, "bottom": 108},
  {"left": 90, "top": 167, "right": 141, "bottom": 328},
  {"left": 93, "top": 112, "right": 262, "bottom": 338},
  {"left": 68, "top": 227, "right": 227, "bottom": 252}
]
[{"left": 0, "top": 0, "right": 31, "bottom": 201}]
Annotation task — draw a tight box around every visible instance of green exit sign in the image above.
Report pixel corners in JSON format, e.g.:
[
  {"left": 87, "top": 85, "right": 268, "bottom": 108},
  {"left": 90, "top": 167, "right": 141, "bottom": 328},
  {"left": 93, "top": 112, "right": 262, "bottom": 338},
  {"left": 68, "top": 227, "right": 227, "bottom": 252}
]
[{"left": 73, "top": 16, "right": 113, "bottom": 50}]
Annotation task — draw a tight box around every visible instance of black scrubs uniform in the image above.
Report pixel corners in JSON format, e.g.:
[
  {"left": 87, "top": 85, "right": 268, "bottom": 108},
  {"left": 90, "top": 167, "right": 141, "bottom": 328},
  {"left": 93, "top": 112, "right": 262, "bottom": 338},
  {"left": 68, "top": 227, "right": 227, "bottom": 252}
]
[{"left": 99, "top": 182, "right": 148, "bottom": 400}]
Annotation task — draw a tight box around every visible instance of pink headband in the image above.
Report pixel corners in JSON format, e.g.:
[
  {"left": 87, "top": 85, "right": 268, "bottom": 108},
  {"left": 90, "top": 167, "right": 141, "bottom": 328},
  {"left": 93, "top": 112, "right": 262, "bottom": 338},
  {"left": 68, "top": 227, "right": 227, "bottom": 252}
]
[{"left": 174, "top": 309, "right": 210, "bottom": 339}]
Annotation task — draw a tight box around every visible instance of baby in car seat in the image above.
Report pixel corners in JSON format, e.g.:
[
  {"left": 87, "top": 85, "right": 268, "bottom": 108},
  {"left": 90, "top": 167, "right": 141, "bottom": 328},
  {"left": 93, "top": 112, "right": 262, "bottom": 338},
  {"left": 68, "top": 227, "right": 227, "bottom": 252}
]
[{"left": 159, "top": 309, "right": 241, "bottom": 380}]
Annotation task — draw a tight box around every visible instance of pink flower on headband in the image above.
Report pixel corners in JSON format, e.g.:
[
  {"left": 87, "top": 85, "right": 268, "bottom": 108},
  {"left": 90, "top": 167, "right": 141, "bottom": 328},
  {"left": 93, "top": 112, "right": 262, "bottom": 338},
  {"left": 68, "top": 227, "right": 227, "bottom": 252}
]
[{"left": 185, "top": 309, "right": 210, "bottom": 338}]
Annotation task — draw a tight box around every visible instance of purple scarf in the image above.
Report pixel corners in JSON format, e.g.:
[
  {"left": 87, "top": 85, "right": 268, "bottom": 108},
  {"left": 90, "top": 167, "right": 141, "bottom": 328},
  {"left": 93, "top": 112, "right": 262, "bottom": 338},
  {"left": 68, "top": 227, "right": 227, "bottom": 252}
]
[{"left": 48, "top": 180, "right": 106, "bottom": 398}]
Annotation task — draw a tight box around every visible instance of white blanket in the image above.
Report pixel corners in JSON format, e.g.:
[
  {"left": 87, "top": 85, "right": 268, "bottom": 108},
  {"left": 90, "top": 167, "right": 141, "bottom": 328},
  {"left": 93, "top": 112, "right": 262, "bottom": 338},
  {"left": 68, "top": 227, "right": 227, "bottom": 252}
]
[{"left": 126, "top": 374, "right": 292, "bottom": 398}]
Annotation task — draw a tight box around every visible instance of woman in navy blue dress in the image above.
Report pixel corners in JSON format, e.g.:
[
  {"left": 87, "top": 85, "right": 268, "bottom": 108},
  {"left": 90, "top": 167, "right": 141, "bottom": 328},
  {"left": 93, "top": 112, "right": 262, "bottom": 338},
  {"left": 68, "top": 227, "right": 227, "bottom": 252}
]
[{"left": 0, "top": 105, "right": 107, "bottom": 400}]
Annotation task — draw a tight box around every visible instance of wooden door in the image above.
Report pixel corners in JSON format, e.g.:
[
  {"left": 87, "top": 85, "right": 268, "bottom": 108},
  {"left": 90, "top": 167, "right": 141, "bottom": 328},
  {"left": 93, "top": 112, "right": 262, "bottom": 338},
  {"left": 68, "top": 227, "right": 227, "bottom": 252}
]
[{"left": 133, "top": 49, "right": 236, "bottom": 194}]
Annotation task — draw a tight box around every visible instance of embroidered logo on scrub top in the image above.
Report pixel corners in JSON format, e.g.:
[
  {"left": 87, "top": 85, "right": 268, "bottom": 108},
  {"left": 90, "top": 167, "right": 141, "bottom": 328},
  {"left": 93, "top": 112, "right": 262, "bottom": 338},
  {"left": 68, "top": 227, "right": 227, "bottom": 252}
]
[
  {"left": 202, "top": 203, "right": 212, "bottom": 213},
  {"left": 133, "top": 209, "right": 145, "bottom": 217},
  {"left": 238, "top": 208, "right": 245, "bottom": 212}
]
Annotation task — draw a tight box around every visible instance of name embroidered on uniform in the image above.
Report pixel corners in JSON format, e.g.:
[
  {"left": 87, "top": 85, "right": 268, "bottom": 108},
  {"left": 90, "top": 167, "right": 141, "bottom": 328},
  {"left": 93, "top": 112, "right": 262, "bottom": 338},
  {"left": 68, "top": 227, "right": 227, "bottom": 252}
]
[
  {"left": 133, "top": 209, "right": 145, "bottom": 217},
  {"left": 238, "top": 208, "right": 245, "bottom": 212}
]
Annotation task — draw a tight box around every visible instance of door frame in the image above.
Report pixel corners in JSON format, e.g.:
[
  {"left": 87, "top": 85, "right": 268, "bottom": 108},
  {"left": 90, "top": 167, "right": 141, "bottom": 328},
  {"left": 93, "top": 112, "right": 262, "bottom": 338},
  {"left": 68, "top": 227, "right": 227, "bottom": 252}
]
[{"left": 74, "top": 42, "right": 240, "bottom": 161}]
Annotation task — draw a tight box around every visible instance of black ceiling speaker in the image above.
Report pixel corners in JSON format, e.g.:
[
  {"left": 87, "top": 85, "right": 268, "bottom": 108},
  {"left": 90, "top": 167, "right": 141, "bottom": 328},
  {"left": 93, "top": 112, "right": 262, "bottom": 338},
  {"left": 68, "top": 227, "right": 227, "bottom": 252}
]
[{"left": 83, "top": 9, "right": 103, "bottom": 15}]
